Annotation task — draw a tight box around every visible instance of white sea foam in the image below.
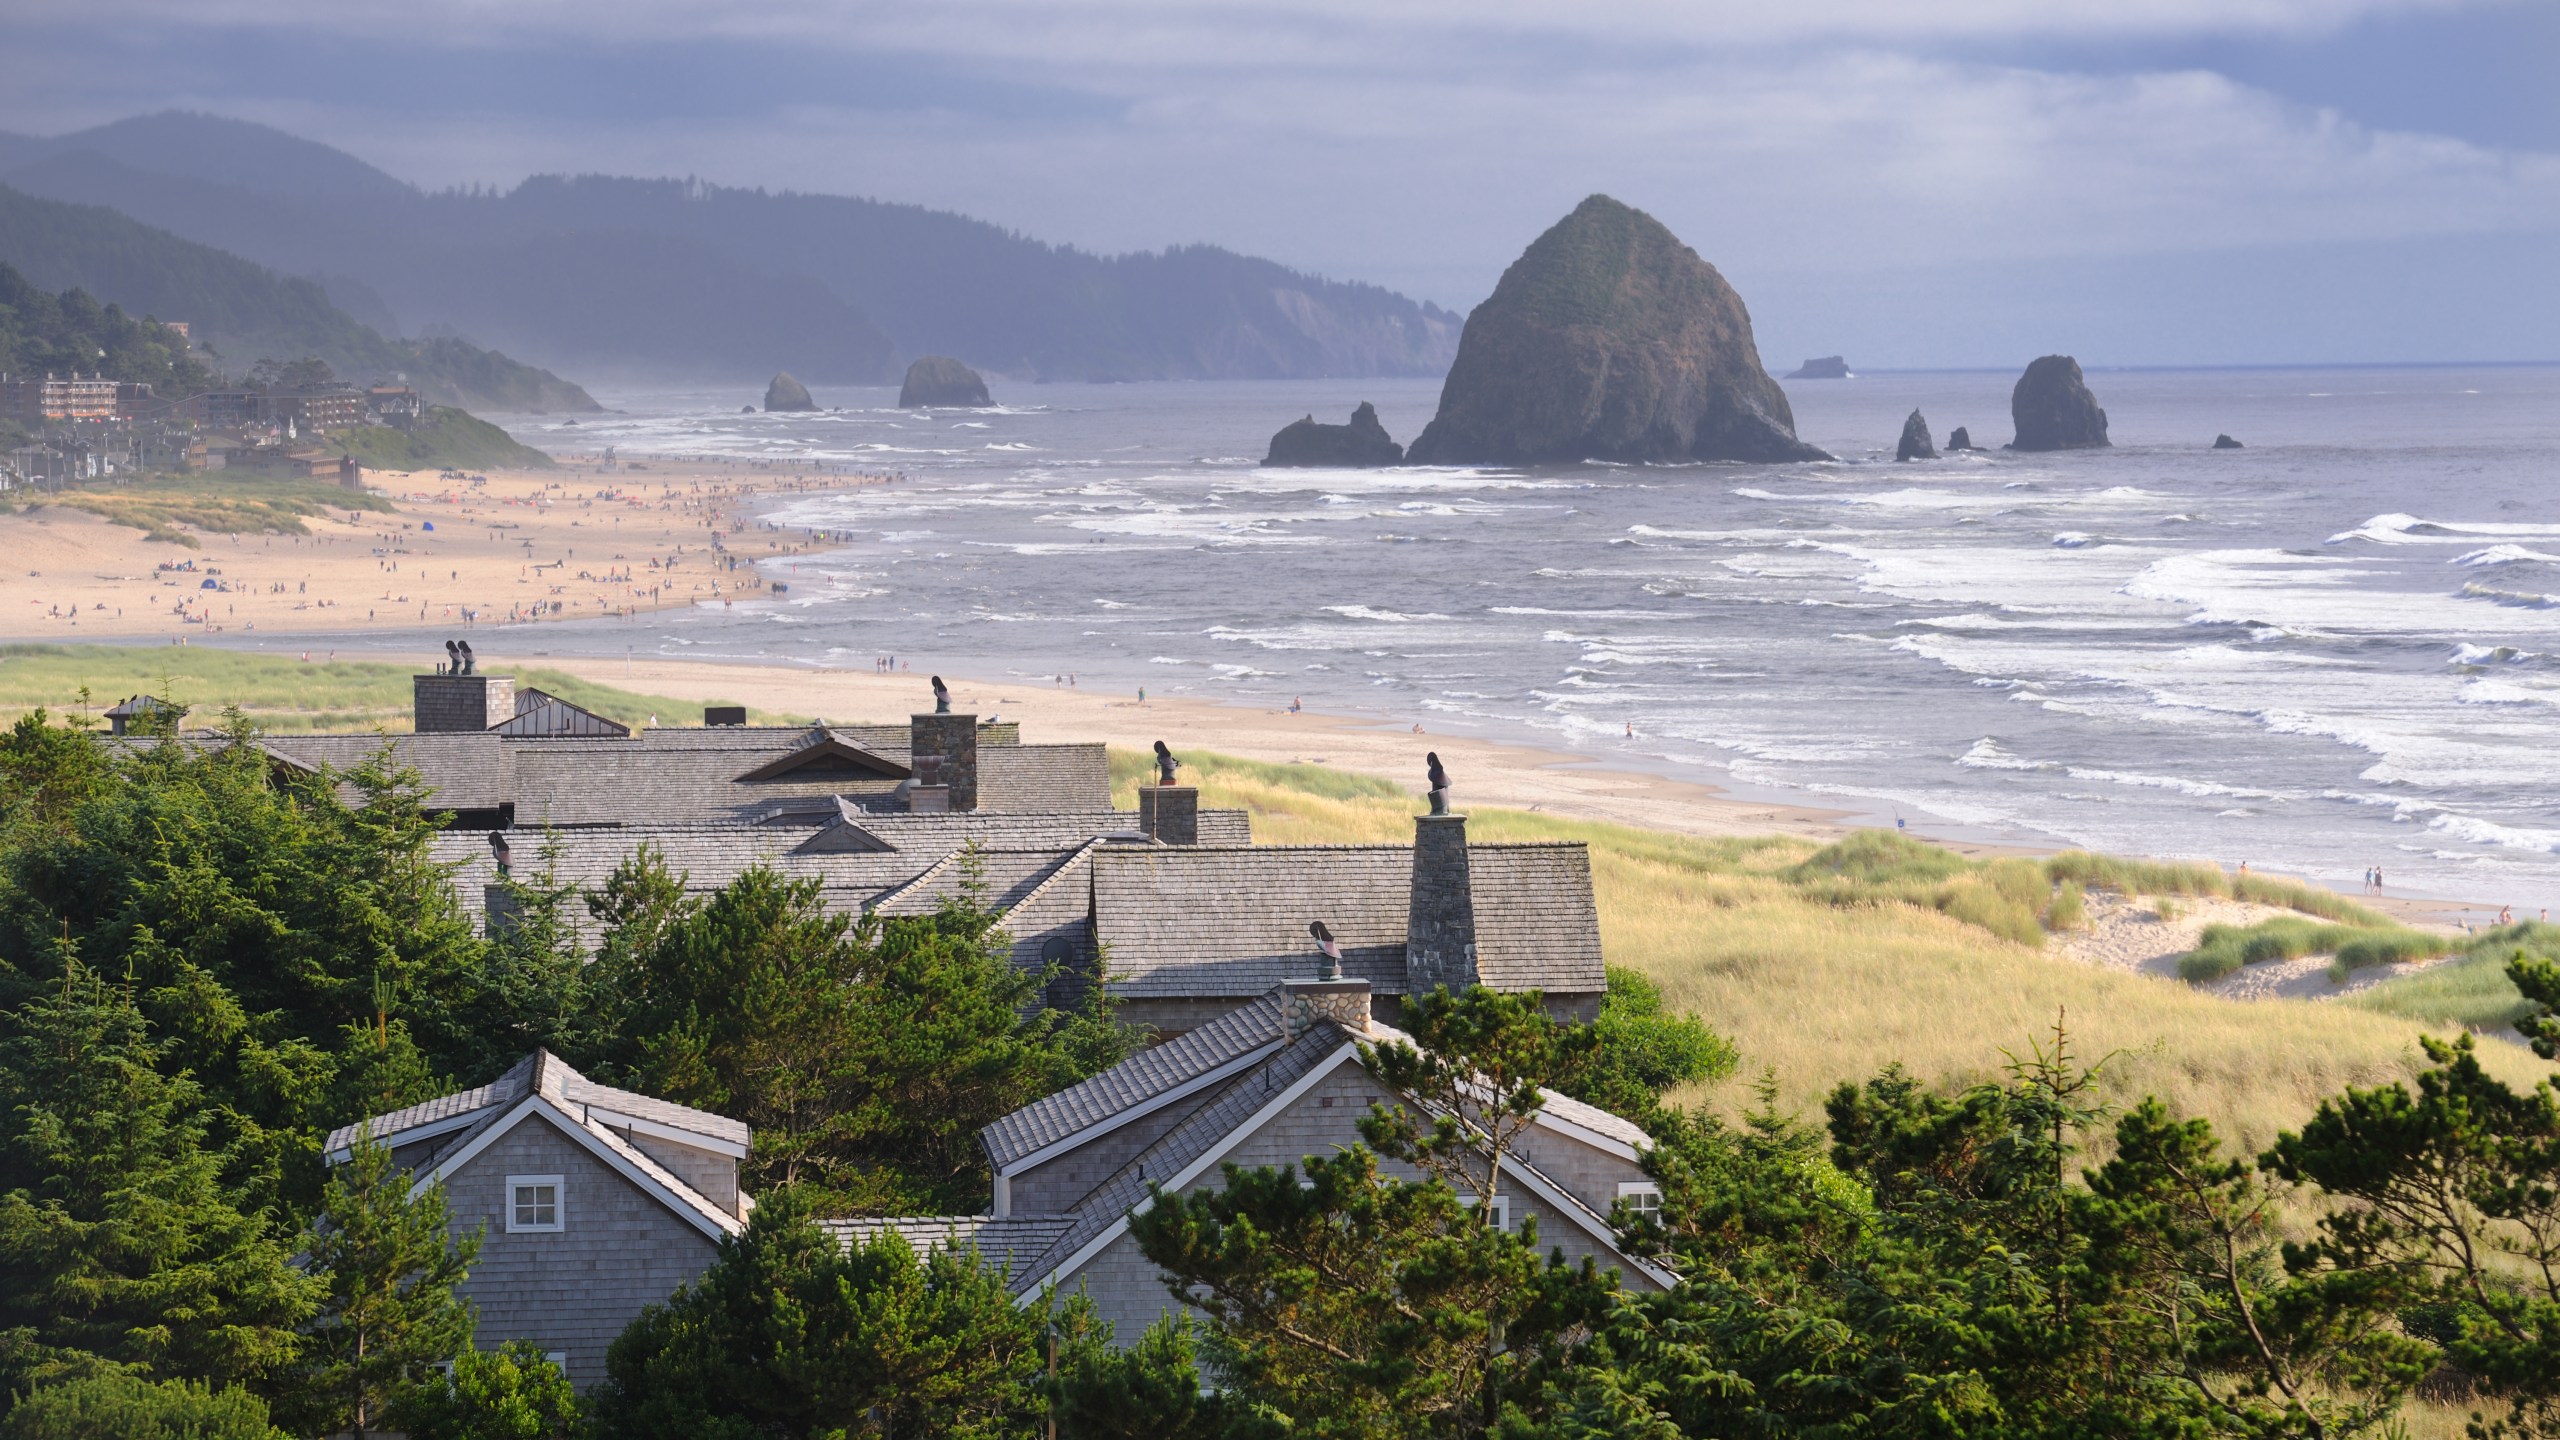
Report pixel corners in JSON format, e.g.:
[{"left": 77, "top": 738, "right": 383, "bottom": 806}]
[{"left": 1322, "top": 605, "right": 1450, "bottom": 622}]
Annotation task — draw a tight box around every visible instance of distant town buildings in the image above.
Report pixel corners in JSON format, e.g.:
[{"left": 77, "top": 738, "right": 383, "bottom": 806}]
[{"left": 0, "top": 372, "right": 122, "bottom": 422}]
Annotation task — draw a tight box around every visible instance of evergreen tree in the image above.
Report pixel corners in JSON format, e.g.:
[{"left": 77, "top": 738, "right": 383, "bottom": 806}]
[
  {"left": 0, "top": 1371, "right": 284, "bottom": 1440},
  {"left": 285, "top": 1129, "right": 481, "bottom": 1440},
  {"left": 383, "top": 1340, "right": 581, "bottom": 1440},
  {"left": 0, "top": 962, "right": 317, "bottom": 1396},
  {"left": 591, "top": 1191, "right": 1074, "bottom": 1439}
]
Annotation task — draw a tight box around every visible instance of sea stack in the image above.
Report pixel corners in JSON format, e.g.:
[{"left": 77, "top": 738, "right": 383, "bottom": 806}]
[
  {"left": 1896, "top": 410, "right": 1937, "bottom": 461},
  {"left": 900, "top": 355, "right": 992, "bottom": 408},
  {"left": 2214, "top": 433, "right": 2244, "bottom": 449},
  {"left": 764, "top": 372, "right": 817, "bottom": 412},
  {"left": 2007, "top": 355, "right": 2110, "bottom": 451},
  {"left": 1946, "top": 426, "right": 1980, "bottom": 452},
  {"left": 1265, "top": 402, "right": 1403, "bottom": 467},
  {"left": 1787, "top": 356, "right": 1851, "bottom": 380},
  {"left": 1405, "top": 195, "right": 1829, "bottom": 466}
]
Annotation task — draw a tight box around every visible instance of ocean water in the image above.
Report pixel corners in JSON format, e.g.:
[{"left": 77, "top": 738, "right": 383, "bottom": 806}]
[{"left": 494, "top": 366, "right": 2560, "bottom": 907}]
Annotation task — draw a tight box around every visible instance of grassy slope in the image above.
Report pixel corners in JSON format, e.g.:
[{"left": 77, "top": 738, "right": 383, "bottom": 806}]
[
  {"left": 1115, "top": 749, "right": 2552, "bottom": 1154},
  {"left": 333, "top": 407, "right": 554, "bottom": 473},
  {"left": 29, "top": 474, "right": 393, "bottom": 546},
  {"left": 0, "top": 644, "right": 791, "bottom": 734}
]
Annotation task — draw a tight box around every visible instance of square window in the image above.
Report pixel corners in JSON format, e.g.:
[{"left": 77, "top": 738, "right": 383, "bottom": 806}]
[
  {"left": 544, "top": 1351, "right": 569, "bottom": 1377},
  {"left": 1463, "top": 1194, "right": 1512, "bottom": 1231},
  {"left": 506, "top": 1175, "right": 565, "bottom": 1233},
  {"left": 1616, "top": 1183, "right": 1663, "bottom": 1219}
]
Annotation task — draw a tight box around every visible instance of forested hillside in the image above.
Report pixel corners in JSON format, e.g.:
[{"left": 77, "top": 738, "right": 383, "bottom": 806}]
[
  {"left": 0, "top": 260, "right": 217, "bottom": 395},
  {"left": 0, "top": 112, "right": 1461, "bottom": 385},
  {"left": 0, "top": 183, "right": 597, "bottom": 412}
]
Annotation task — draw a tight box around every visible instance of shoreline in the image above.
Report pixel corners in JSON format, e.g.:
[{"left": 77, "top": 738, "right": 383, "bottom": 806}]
[{"left": 197, "top": 640, "right": 2498, "bottom": 932}]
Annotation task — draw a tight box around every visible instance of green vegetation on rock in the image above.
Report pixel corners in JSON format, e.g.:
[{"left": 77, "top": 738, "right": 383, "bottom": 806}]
[
  {"left": 330, "top": 407, "right": 552, "bottom": 472},
  {"left": 0, "top": 260, "right": 216, "bottom": 395},
  {"left": 34, "top": 474, "right": 391, "bottom": 546}
]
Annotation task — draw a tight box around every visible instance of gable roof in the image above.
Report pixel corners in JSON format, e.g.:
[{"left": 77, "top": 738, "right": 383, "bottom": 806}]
[
  {"left": 994, "top": 993, "right": 1671, "bottom": 1299},
  {"left": 732, "top": 729, "right": 913, "bottom": 783},
  {"left": 493, "top": 688, "right": 630, "bottom": 738},
  {"left": 328, "top": 1050, "right": 749, "bottom": 1242},
  {"left": 982, "top": 991, "right": 1290, "bottom": 1174}
]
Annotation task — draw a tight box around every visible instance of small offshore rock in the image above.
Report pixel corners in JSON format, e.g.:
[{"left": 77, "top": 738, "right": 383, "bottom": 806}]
[
  {"left": 764, "top": 373, "right": 818, "bottom": 412},
  {"left": 2213, "top": 433, "right": 2244, "bottom": 449},
  {"left": 1265, "top": 401, "right": 1404, "bottom": 467},
  {"left": 2007, "top": 355, "right": 2110, "bottom": 451},
  {"left": 899, "top": 355, "right": 992, "bottom": 408},
  {"left": 1896, "top": 409, "right": 1937, "bottom": 461},
  {"left": 1945, "top": 426, "right": 1981, "bottom": 451},
  {"left": 740, "top": 405, "right": 755, "bottom": 414},
  {"left": 1787, "top": 356, "right": 1851, "bottom": 380}
]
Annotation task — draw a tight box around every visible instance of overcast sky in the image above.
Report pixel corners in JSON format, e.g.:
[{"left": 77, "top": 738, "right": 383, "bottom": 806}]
[{"left": 4, "top": 0, "right": 2554, "bottom": 366}]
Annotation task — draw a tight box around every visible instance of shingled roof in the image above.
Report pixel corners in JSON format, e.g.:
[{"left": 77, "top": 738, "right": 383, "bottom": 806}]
[
  {"left": 1088, "top": 843, "right": 1605, "bottom": 1000},
  {"left": 988, "top": 991, "right": 1671, "bottom": 1298}
]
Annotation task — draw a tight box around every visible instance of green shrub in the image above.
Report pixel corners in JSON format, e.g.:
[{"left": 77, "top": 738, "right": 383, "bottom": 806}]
[
  {"left": 2046, "top": 880, "right": 2086, "bottom": 932},
  {"left": 385, "top": 1341, "right": 582, "bottom": 1440},
  {"left": 0, "top": 1373, "right": 283, "bottom": 1440},
  {"left": 2177, "top": 917, "right": 2451, "bottom": 985}
]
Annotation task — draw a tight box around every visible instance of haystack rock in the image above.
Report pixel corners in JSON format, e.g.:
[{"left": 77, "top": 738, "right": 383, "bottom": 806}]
[
  {"left": 2007, "top": 355, "right": 2110, "bottom": 451},
  {"left": 2214, "top": 433, "right": 2244, "bottom": 449},
  {"left": 899, "top": 355, "right": 992, "bottom": 408},
  {"left": 1787, "top": 356, "right": 1851, "bottom": 379},
  {"left": 1946, "top": 426, "right": 1981, "bottom": 451},
  {"left": 1896, "top": 410, "right": 1937, "bottom": 461},
  {"left": 1265, "top": 402, "right": 1404, "bottom": 467},
  {"left": 1405, "top": 195, "right": 1829, "bottom": 466},
  {"left": 764, "top": 372, "right": 817, "bottom": 412}
]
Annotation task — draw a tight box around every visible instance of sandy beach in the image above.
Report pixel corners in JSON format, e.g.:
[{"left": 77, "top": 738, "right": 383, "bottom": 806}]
[
  {"left": 0, "top": 461, "right": 873, "bottom": 642},
  {"left": 0, "top": 455, "right": 2508, "bottom": 930}
]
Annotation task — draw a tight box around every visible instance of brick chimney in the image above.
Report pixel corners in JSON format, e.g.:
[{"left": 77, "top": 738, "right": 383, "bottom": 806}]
[
  {"left": 1138, "top": 785, "right": 1198, "bottom": 844},
  {"left": 414, "top": 671, "right": 514, "bottom": 732},
  {"left": 1405, "top": 813, "right": 1479, "bottom": 994},
  {"left": 908, "top": 712, "right": 979, "bottom": 812}
]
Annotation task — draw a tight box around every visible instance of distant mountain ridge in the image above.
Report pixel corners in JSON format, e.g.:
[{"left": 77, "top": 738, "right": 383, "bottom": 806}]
[
  {"left": 0, "top": 183, "right": 597, "bottom": 412},
  {"left": 0, "top": 112, "right": 1461, "bottom": 386}
]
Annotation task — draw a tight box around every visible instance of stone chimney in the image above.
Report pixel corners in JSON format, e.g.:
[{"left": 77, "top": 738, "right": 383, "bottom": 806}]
[
  {"left": 1284, "top": 976, "right": 1372, "bottom": 1040},
  {"left": 414, "top": 671, "right": 514, "bottom": 732},
  {"left": 1138, "top": 785, "right": 1198, "bottom": 844},
  {"left": 1405, "top": 813, "right": 1479, "bottom": 994},
  {"left": 908, "top": 712, "right": 979, "bottom": 812}
]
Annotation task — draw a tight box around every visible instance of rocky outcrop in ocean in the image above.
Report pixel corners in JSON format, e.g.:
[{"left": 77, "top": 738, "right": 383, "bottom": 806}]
[
  {"left": 1946, "top": 426, "right": 1981, "bottom": 451},
  {"left": 1265, "top": 402, "right": 1404, "bottom": 467},
  {"left": 2007, "top": 355, "right": 2110, "bottom": 451},
  {"left": 1897, "top": 410, "right": 1937, "bottom": 461},
  {"left": 1787, "top": 356, "right": 1851, "bottom": 379},
  {"left": 1405, "top": 195, "right": 1829, "bottom": 466},
  {"left": 2214, "top": 433, "right": 2244, "bottom": 449},
  {"left": 899, "top": 355, "right": 992, "bottom": 408},
  {"left": 764, "top": 372, "right": 817, "bottom": 412}
]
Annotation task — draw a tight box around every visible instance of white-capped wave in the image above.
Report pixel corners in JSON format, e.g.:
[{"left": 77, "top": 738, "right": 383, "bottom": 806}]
[
  {"left": 2426, "top": 812, "right": 2560, "bottom": 855},
  {"left": 2452, "top": 544, "right": 2560, "bottom": 567},
  {"left": 2458, "top": 581, "right": 2560, "bottom": 609},
  {"left": 1323, "top": 605, "right": 1450, "bottom": 622}
]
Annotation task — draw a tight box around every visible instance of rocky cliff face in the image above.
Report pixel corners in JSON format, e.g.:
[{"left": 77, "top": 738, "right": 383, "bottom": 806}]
[
  {"left": 764, "top": 372, "right": 817, "bottom": 412},
  {"left": 1406, "top": 196, "right": 1828, "bottom": 466},
  {"left": 899, "top": 355, "right": 991, "bottom": 407},
  {"left": 1897, "top": 410, "right": 1937, "bottom": 461},
  {"left": 2008, "top": 355, "right": 2110, "bottom": 451},
  {"left": 1264, "top": 401, "right": 1404, "bottom": 467}
]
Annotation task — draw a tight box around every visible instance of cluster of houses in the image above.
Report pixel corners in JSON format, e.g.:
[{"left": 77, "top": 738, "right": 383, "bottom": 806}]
[
  {"left": 244, "top": 654, "right": 1665, "bottom": 1383},
  {"left": 0, "top": 367, "right": 417, "bottom": 491}
]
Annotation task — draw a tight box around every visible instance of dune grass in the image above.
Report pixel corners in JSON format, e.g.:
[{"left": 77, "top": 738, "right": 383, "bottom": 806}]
[
  {"left": 2345, "top": 923, "right": 2560, "bottom": 1032},
  {"left": 1120, "top": 747, "right": 2553, "bottom": 1153},
  {"left": 32, "top": 474, "right": 394, "bottom": 547},
  {"left": 0, "top": 643, "right": 785, "bottom": 734},
  {"left": 2177, "top": 917, "right": 2454, "bottom": 983}
]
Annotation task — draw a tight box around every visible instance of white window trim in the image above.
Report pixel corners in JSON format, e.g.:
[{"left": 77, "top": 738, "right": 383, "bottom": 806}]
[
  {"left": 1616, "top": 1181, "right": 1663, "bottom": 1216},
  {"left": 1461, "top": 1193, "right": 1513, "bottom": 1231},
  {"left": 543, "top": 1351, "right": 569, "bottom": 1377},
  {"left": 506, "top": 1174, "right": 565, "bottom": 1233}
]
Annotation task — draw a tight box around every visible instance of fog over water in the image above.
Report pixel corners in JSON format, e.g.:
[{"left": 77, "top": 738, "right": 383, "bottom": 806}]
[{"left": 481, "top": 366, "right": 2560, "bottom": 908}]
